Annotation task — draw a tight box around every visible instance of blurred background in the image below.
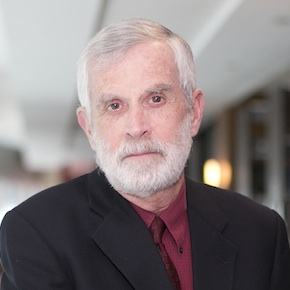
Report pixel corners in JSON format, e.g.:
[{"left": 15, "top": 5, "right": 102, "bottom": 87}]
[{"left": 0, "top": 0, "right": 290, "bottom": 232}]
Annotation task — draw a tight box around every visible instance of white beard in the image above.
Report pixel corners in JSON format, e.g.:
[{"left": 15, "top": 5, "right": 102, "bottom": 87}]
[{"left": 92, "top": 113, "right": 193, "bottom": 198}]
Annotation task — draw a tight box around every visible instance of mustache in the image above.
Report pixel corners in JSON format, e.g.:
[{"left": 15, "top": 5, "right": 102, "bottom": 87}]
[{"left": 116, "top": 139, "right": 167, "bottom": 160}]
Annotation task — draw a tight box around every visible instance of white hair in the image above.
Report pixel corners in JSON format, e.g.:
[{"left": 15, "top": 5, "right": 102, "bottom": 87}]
[{"left": 77, "top": 18, "right": 196, "bottom": 116}]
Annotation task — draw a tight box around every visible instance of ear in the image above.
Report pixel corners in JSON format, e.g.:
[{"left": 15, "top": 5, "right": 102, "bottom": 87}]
[
  {"left": 191, "top": 89, "right": 204, "bottom": 137},
  {"left": 76, "top": 106, "right": 96, "bottom": 151}
]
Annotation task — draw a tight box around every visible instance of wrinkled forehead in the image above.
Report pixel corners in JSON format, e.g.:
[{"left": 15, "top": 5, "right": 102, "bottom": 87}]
[
  {"left": 97, "top": 45, "right": 178, "bottom": 91},
  {"left": 88, "top": 40, "right": 176, "bottom": 78}
]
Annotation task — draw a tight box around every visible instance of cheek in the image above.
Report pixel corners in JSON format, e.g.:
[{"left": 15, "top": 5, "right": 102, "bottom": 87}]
[
  {"left": 166, "top": 104, "right": 187, "bottom": 123},
  {"left": 95, "top": 119, "right": 123, "bottom": 151},
  {"left": 152, "top": 111, "right": 186, "bottom": 142}
]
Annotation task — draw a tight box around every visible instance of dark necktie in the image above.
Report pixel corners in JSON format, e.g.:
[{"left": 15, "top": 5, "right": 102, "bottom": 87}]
[{"left": 149, "top": 215, "right": 181, "bottom": 290}]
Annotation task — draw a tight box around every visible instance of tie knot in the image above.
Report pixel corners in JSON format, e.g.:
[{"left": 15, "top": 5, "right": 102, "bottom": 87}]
[{"left": 149, "top": 215, "right": 166, "bottom": 244}]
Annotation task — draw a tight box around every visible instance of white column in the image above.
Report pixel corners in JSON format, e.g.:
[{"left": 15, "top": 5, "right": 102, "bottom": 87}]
[{"left": 265, "top": 87, "right": 285, "bottom": 218}]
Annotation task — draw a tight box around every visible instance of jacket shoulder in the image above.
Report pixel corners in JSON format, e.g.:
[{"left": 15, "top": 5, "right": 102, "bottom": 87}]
[
  {"left": 186, "top": 178, "right": 275, "bottom": 216},
  {"left": 185, "top": 178, "right": 283, "bottom": 236}
]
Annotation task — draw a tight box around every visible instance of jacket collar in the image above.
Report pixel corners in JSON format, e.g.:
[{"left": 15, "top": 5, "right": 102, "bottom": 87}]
[
  {"left": 87, "top": 170, "right": 174, "bottom": 289},
  {"left": 186, "top": 179, "right": 237, "bottom": 290},
  {"left": 87, "top": 170, "right": 237, "bottom": 290}
]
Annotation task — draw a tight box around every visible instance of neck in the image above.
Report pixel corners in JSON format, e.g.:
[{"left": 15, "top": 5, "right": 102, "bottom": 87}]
[{"left": 119, "top": 173, "right": 185, "bottom": 214}]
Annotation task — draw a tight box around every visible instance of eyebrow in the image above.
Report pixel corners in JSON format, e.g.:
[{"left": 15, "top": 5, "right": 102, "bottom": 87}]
[
  {"left": 95, "top": 83, "right": 173, "bottom": 108},
  {"left": 95, "top": 93, "right": 117, "bottom": 107},
  {"left": 145, "top": 83, "right": 173, "bottom": 94}
]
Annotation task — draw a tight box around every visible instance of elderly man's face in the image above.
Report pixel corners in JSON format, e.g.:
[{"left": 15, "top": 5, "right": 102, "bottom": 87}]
[{"left": 77, "top": 41, "right": 203, "bottom": 197}]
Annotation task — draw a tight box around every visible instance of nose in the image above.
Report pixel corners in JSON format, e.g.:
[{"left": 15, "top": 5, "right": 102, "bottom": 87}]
[{"left": 125, "top": 105, "right": 151, "bottom": 139}]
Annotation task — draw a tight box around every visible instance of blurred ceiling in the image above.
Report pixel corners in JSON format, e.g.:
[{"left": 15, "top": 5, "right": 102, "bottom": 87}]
[{"left": 0, "top": 0, "right": 290, "bottom": 172}]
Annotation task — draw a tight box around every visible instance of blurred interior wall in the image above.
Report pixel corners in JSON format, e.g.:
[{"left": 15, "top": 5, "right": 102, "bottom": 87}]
[{"left": 189, "top": 85, "right": 290, "bottom": 232}]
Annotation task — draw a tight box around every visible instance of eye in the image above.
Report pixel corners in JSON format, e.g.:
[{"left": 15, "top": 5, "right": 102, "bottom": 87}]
[
  {"left": 151, "top": 96, "right": 164, "bottom": 103},
  {"left": 108, "top": 102, "right": 121, "bottom": 111}
]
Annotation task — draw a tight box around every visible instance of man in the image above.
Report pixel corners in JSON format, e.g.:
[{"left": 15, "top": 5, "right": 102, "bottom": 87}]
[{"left": 0, "top": 19, "right": 290, "bottom": 290}]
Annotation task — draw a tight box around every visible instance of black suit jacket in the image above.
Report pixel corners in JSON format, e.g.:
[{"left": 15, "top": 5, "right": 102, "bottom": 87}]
[{"left": 1, "top": 170, "right": 290, "bottom": 289}]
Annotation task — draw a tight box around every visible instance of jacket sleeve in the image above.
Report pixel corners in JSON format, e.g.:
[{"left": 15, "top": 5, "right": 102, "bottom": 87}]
[
  {"left": 270, "top": 211, "right": 290, "bottom": 290},
  {"left": 0, "top": 210, "right": 72, "bottom": 290}
]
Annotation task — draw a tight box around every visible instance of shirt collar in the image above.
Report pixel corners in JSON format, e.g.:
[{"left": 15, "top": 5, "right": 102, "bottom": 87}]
[{"left": 131, "top": 182, "right": 187, "bottom": 247}]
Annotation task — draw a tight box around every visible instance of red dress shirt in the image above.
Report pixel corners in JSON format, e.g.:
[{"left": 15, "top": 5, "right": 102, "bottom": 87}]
[{"left": 131, "top": 183, "right": 193, "bottom": 290}]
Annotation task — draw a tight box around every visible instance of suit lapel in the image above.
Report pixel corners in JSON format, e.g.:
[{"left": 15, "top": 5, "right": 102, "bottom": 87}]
[
  {"left": 88, "top": 171, "right": 174, "bottom": 290},
  {"left": 186, "top": 179, "right": 237, "bottom": 290},
  {"left": 87, "top": 171, "right": 237, "bottom": 289}
]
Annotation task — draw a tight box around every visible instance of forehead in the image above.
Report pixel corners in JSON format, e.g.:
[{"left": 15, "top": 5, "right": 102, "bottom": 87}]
[{"left": 90, "top": 41, "right": 180, "bottom": 96}]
